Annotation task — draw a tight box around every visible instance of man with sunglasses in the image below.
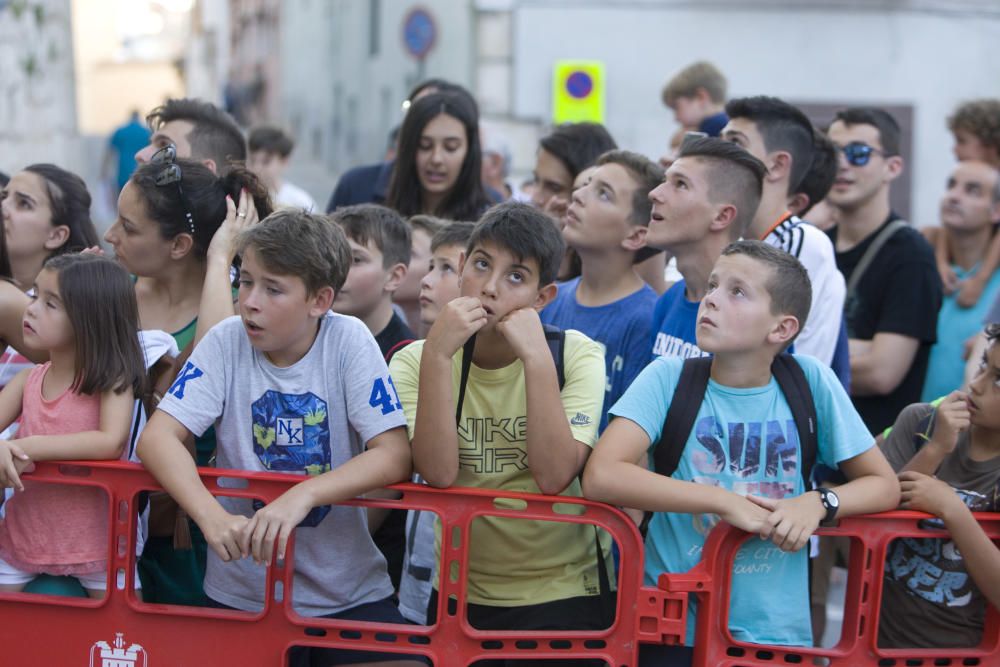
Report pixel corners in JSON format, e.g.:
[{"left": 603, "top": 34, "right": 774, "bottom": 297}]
[{"left": 825, "top": 107, "right": 942, "bottom": 435}]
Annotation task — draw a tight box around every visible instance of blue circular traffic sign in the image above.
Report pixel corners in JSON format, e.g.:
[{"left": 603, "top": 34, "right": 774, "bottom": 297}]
[
  {"left": 566, "top": 71, "right": 594, "bottom": 99},
  {"left": 403, "top": 8, "right": 437, "bottom": 60}
]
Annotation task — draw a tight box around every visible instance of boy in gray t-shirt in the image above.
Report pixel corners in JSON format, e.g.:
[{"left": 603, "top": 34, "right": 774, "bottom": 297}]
[
  {"left": 138, "top": 210, "right": 426, "bottom": 666},
  {"left": 878, "top": 323, "right": 1000, "bottom": 650}
]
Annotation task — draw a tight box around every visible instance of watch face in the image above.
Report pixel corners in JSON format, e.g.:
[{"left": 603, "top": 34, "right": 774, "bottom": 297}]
[{"left": 826, "top": 490, "right": 839, "bottom": 508}]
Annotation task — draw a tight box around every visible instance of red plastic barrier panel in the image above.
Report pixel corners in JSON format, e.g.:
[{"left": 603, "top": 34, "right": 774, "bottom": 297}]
[
  {"left": 0, "top": 460, "right": 687, "bottom": 666},
  {"left": 658, "top": 513, "right": 1000, "bottom": 667}
]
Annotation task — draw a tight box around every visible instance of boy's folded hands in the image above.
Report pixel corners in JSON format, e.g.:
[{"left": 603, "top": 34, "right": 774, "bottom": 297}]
[
  {"left": 747, "top": 493, "right": 827, "bottom": 553},
  {"left": 240, "top": 485, "right": 315, "bottom": 565},
  {"left": 201, "top": 507, "right": 251, "bottom": 563}
]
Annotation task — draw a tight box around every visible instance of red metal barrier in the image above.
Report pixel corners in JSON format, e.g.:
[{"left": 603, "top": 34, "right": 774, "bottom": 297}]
[
  {"left": 0, "top": 460, "right": 687, "bottom": 666},
  {"left": 4, "top": 461, "right": 996, "bottom": 665},
  {"left": 660, "top": 513, "right": 1000, "bottom": 667}
]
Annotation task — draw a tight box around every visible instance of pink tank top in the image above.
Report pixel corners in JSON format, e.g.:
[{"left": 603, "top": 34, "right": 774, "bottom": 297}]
[{"left": 0, "top": 363, "right": 107, "bottom": 575}]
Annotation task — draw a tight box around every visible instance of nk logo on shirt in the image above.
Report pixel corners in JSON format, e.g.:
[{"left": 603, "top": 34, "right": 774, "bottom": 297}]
[{"left": 167, "top": 361, "right": 204, "bottom": 400}]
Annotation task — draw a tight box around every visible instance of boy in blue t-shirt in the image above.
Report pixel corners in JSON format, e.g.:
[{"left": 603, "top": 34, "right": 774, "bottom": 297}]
[
  {"left": 647, "top": 136, "right": 766, "bottom": 362},
  {"left": 584, "top": 240, "right": 899, "bottom": 666},
  {"left": 541, "top": 149, "right": 664, "bottom": 430}
]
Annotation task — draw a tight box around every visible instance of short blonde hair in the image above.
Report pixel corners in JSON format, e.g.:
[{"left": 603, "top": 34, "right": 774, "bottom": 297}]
[{"left": 661, "top": 61, "right": 727, "bottom": 107}]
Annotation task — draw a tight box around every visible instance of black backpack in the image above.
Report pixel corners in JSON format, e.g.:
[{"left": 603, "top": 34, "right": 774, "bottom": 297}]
[
  {"left": 455, "top": 326, "right": 566, "bottom": 422},
  {"left": 652, "top": 354, "right": 819, "bottom": 490}
]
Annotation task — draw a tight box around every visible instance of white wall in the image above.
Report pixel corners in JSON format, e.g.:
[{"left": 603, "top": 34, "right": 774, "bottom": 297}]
[
  {"left": 512, "top": 2, "right": 1000, "bottom": 224},
  {"left": 282, "top": 0, "right": 476, "bottom": 176}
]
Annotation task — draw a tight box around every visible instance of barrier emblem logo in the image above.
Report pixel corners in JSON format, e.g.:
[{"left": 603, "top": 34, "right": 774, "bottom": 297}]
[{"left": 89, "top": 632, "right": 147, "bottom": 667}]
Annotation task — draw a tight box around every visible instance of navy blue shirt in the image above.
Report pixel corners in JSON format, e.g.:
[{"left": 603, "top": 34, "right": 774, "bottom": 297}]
[
  {"left": 699, "top": 111, "right": 729, "bottom": 138},
  {"left": 325, "top": 161, "right": 394, "bottom": 213}
]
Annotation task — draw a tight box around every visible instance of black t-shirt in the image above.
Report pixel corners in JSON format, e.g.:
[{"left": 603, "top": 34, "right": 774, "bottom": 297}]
[
  {"left": 827, "top": 215, "right": 942, "bottom": 434},
  {"left": 374, "top": 311, "right": 416, "bottom": 362}
]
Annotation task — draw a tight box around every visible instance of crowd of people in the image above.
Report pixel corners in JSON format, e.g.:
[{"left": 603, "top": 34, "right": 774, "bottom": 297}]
[{"left": 0, "top": 60, "right": 999, "bottom": 666}]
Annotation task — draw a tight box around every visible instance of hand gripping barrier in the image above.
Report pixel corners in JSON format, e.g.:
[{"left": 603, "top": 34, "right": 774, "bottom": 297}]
[
  {"left": 0, "top": 460, "right": 688, "bottom": 666},
  {"left": 659, "top": 512, "right": 1000, "bottom": 667}
]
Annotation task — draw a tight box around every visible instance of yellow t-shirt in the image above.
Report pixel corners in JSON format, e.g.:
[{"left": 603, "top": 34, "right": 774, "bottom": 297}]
[{"left": 389, "top": 331, "right": 612, "bottom": 607}]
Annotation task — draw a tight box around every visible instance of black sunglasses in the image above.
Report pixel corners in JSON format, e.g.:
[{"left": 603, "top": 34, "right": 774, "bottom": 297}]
[
  {"left": 840, "top": 142, "right": 885, "bottom": 167},
  {"left": 150, "top": 144, "right": 196, "bottom": 235}
]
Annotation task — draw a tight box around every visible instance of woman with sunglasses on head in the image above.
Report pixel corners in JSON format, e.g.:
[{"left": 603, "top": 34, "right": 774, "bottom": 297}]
[
  {"left": 386, "top": 89, "right": 493, "bottom": 221},
  {"left": 104, "top": 150, "right": 271, "bottom": 606},
  {"left": 106, "top": 150, "right": 270, "bottom": 353}
]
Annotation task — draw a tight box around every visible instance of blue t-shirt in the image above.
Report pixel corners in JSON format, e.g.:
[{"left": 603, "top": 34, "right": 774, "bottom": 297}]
[
  {"left": 541, "top": 277, "right": 657, "bottom": 431},
  {"left": 609, "top": 354, "right": 872, "bottom": 646},
  {"left": 110, "top": 120, "right": 152, "bottom": 190},
  {"left": 922, "top": 264, "right": 1000, "bottom": 402},
  {"left": 650, "top": 280, "right": 708, "bottom": 361}
]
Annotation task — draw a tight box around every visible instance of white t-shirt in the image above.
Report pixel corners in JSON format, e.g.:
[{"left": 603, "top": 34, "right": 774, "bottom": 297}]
[
  {"left": 157, "top": 313, "right": 403, "bottom": 615},
  {"left": 276, "top": 181, "right": 316, "bottom": 211},
  {"left": 764, "top": 215, "right": 845, "bottom": 365}
]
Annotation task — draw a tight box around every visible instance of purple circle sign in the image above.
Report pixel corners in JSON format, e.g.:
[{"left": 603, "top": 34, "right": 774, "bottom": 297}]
[{"left": 566, "top": 71, "right": 594, "bottom": 99}]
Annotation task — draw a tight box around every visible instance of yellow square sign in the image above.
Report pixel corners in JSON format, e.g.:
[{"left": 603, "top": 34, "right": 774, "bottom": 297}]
[{"left": 552, "top": 60, "right": 605, "bottom": 124}]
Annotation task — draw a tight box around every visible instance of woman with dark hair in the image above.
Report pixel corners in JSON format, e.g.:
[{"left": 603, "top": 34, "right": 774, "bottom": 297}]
[
  {"left": 1, "top": 164, "right": 100, "bottom": 291},
  {"left": 0, "top": 164, "right": 97, "bottom": 390},
  {"left": 105, "top": 150, "right": 271, "bottom": 351},
  {"left": 386, "top": 90, "right": 492, "bottom": 221},
  {"left": 104, "top": 147, "right": 271, "bottom": 606}
]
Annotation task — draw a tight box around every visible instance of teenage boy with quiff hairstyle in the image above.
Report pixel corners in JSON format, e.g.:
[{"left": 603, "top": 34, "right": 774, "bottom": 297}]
[
  {"left": 647, "top": 136, "right": 766, "bottom": 361},
  {"left": 541, "top": 149, "right": 664, "bottom": 430},
  {"left": 585, "top": 240, "right": 898, "bottom": 666},
  {"left": 825, "top": 107, "right": 942, "bottom": 435},
  {"left": 390, "top": 202, "right": 611, "bottom": 653},
  {"left": 136, "top": 98, "right": 247, "bottom": 175},
  {"left": 722, "top": 96, "right": 845, "bottom": 368},
  {"left": 661, "top": 61, "right": 729, "bottom": 137}
]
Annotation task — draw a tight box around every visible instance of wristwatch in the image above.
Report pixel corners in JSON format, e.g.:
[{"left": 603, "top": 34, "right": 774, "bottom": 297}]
[{"left": 814, "top": 487, "right": 840, "bottom": 523}]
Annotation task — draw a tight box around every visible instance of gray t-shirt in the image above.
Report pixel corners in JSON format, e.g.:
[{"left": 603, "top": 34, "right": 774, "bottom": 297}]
[
  {"left": 157, "top": 313, "right": 404, "bottom": 615},
  {"left": 878, "top": 402, "right": 1000, "bottom": 648}
]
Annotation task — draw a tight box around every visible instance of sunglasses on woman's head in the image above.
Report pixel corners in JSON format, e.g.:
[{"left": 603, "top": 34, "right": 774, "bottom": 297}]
[
  {"left": 840, "top": 142, "right": 885, "bottom": 167},
  {"left": 149, "top": 144, "right": 195, "bottom": 235}
]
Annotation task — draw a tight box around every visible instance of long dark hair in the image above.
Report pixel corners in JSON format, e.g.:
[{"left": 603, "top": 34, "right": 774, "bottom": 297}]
[
  {"left": 130, "top": 160, "right": 271, "bottom": 260},
  {"left": 44, "top": 253, "right": 145, "bottom": 396},
  {"left": 22, "top": 164, "right": 100, "bottom": 254},
  {"left": 387, "top": 90, "right": 490, "bottom": 221}
]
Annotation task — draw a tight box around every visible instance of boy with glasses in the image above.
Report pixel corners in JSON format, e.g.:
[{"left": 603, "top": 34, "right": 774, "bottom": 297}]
[{"left": 825, "top": 107, "right": 942, "bottom": 435}]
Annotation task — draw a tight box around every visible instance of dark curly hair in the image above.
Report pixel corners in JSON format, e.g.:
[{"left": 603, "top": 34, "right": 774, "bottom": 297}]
[{"left": 949, "top": 100, "right": 1000, "bottom": 155}]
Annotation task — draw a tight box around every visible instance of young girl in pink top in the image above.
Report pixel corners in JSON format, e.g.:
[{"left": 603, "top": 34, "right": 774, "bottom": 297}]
[{"left": 0, "top": 253, "right": 145, "bottom": 597}]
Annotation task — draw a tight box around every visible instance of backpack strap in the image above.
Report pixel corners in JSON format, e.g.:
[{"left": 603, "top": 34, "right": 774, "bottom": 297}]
[
  {"left": 455, "top": 334, "right": 477, "bottom": 424},
  {"left": 845, "top": 219, "right": 907, "bottom": 298},
  {"left": 455, "top": 326, "right": 567, "bottom": 425},
  {"left": 771, "top": 353, "right": 818, "bottom": 488},
  {"left": 542, "top": 324, "right": 566, "bottom": 391},
  {"left": 653, "top": 356, "right": 713, "bottom": 477},
  {"left": 653, "top": 354, "right": 818, "bottom": 487}
]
